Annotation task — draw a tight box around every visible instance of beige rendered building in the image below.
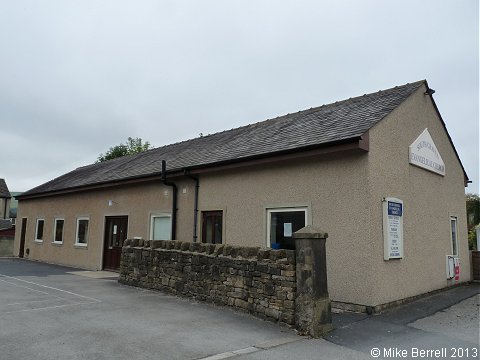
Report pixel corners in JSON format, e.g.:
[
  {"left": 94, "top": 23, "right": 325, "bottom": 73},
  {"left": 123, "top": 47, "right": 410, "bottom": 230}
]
[{"left": 14, "top": 80, "right": 470, "bottom": 309}]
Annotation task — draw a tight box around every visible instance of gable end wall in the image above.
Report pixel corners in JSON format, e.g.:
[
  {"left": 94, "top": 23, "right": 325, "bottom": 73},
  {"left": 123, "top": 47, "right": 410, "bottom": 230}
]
[{"left": 366, "top": 84, "right": 470, "bottom": 306}]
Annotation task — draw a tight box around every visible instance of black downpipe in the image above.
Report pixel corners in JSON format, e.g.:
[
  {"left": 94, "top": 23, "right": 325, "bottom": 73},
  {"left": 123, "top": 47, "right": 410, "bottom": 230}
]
[
  {"left": 184, "top": 171, "right": 199, "bottom": 243},
  {"left": 3, "top": 198, "right": 7, "bottom": 219},
  {"left": 161, "top": 160, "right": 177, "bottom": 240}
]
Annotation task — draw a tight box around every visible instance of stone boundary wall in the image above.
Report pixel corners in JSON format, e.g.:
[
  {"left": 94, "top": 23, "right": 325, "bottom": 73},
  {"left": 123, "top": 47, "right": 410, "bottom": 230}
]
[
  {"left": 472, "top": 251, "right": 480, "bottom": 281},
  {"left": 119, "top": 239, "right": 297, "bottom": 325},
  {"left": 0, "top": 237, "right": 14, "bottom": 257}
]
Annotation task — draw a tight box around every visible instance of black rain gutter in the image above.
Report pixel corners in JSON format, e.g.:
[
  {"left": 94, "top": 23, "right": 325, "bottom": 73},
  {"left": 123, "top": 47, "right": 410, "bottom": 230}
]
[
  {"left": 161, "top": 160, "right": 177, "bottom": 240},
  {"left": 184, "top": 170, "right": 199, "bottom": 243}
]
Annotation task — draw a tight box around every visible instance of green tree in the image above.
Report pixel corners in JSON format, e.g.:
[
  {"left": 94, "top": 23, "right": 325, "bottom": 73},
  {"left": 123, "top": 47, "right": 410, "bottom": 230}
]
[
  {"left": 466, "top": 193, "right": 480, "bottom": 250},
  {"left": 97, "top": 137, "right": 152, "bottom": 162}
]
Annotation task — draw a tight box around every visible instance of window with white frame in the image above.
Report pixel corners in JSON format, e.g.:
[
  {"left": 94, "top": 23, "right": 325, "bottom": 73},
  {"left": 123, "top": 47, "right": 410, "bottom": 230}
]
[
  {"left": 35, "top": 219, "right": 45, "bottom": 242},
  {"left": 450, "top": 216, "right": 458, "bottom": 256},
  {"left": 150, "top": 214, "right": 172, "bottom": 240},
  {"left": 75, "top": 218, "right": 89, "bottom": 246},
  {"left": 266, "top": 207, "right": 308, "bottom": 250},
  {"left": 53, "top": 218, "right": 64, "bottom": 244}
]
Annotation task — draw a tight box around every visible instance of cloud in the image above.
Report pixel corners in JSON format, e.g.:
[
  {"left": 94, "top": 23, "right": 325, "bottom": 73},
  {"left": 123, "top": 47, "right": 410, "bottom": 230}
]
[{"left": 0, "top": 0, "right": 478, "bottom": 192}]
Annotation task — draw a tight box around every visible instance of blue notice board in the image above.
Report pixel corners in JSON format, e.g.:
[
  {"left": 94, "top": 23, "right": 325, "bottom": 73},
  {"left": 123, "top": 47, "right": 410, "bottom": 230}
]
[
  {"left": 383, "top": 197, "right": 404, "bottom": 260},
  {"left": 388, "top": 201, "right": 403, "bottom": 216}
]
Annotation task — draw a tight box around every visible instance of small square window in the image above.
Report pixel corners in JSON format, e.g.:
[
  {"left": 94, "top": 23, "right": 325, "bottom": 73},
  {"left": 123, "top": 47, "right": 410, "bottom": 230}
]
[
  {"left": 54, "top": 219, "right": 64, "bottom": 244},
  {"left": 76, "top": 218, "right": 89, "bottom": 246},
  {"left": 35, "top": 219, "right": 45, "bottom": 242},
  {"left": 150, "top": 215, "right": 171, "bottom": 240},
  {"left": 267, "top": 207, "right": 308, "bottom": 250}
]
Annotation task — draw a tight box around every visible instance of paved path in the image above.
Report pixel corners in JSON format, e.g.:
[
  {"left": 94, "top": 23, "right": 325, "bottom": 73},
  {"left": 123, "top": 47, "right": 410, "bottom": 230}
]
[
  {"left": 324, "top": 283, "right": 479, "bottom": 360},
  {"left": 0, "top": 259, "right": 299, "bottom": 360},
  {"left": 240, "top": 283, "right": 479, "bottom": 360},
  {"left": 0, "top": 259, "right": 478, "bottom": 360},
  {"left": 198, "top": 289, "right": 479, "bottom": 360},
  {"left": 411, "top": 295, "right": 479, "bottom": 344}
]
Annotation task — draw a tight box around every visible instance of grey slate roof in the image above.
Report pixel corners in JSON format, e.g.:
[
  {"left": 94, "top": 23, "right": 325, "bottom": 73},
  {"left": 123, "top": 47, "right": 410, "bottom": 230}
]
[
  {"left": 20, "top": 81, "right": 426, "bottom": 198},
  {"left": 0, "top": 179, "right": 11, "bottom": 198}
]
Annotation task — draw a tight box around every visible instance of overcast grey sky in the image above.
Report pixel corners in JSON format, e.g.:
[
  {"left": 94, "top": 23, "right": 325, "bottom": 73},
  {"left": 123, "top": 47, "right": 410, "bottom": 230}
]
[{"left": 1, "top": 0, "right": 478, "bottom": 193}]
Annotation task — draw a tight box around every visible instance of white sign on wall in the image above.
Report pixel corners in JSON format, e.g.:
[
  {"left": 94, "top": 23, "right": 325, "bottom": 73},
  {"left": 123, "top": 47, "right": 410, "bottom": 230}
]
[
  {"left": 409, "top": 128, "right": 445, "bottom": 176},
  {"left": 383, "top": 197, "right": 404, "bottom": 260}
]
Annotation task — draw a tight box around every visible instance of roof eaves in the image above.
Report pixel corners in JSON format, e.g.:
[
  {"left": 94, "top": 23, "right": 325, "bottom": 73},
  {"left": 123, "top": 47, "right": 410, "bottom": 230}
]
[
  {"left": 16, "top": 170, "right": 164, "bottom": 200},
  {"left": 17, "top": 136, "right": 365, "bottom": 200}
]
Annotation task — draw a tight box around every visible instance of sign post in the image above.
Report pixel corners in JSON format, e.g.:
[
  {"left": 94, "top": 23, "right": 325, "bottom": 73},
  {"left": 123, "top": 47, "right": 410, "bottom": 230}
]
[{"left": 383, "top": 197, "right": 404, "bottom": 260}]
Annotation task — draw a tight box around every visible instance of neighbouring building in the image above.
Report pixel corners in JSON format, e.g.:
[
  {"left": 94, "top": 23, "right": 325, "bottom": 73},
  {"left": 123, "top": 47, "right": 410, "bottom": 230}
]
[
  {"left": 9, "top": 192, "right": 22, "bottom": 226},
  {"left": 0, "top": 179, "right": 11, "bottom": 220},
  {"left": 14, "top": 80, "right": 471, "bottom": 310},
  {"left": 0, "top": 179, "right": 15, "bottom": 256}
]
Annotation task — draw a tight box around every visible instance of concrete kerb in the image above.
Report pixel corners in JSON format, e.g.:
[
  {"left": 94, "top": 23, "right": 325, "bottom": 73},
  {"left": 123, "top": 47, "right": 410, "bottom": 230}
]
[{"left": 198, "top": 337, "right": 302, "bottom": 360}]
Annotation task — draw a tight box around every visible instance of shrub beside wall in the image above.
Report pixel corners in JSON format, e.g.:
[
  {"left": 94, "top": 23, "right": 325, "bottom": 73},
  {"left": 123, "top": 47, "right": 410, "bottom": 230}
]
[{"left": 119, "top": 239, "right": 297, "bottom": 325}]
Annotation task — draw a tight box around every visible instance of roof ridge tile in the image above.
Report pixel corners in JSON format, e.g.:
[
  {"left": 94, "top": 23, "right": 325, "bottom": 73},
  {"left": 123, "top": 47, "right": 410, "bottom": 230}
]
[{"left": 19, "top": 80, "right": 426, "bottom": 198}]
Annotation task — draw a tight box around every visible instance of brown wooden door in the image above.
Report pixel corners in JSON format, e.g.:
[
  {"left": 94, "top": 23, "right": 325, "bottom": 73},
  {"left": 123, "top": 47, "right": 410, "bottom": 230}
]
[
  {"left": 103, "top": 216, "right": 128, "bottom": 271},
  {"left": 19, "top": 218, "right": 27, "bottom": 258},
  {"left": 202, "top": 211, "right": 223, "bottom": 244}
]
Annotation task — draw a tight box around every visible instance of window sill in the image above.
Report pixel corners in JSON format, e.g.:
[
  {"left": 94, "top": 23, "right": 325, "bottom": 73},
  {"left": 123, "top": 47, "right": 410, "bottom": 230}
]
[
  {"left": 34, "top": 240, "right": 43, "bottom": 244},
  {"left": 51, "top": 242, "right": 63, "bottom": 247},
  {"left": 74, "top": 244, "right": 88, "bottom": 249}
]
